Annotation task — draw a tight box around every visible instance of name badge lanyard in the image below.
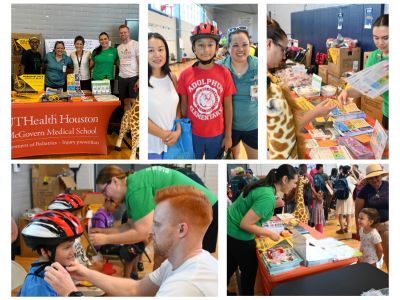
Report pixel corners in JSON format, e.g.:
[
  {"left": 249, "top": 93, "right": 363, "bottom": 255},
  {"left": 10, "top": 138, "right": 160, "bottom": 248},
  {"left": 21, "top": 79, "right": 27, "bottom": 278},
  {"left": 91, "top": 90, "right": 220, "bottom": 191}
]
[{"left": 76, "top": 50, "right": 84, "bottom": 75}]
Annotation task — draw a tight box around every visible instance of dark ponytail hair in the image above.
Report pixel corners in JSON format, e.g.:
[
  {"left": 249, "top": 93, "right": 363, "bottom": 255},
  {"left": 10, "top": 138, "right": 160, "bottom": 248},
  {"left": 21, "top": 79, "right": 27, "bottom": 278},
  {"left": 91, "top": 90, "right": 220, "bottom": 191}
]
[
  {"left": 148, "top": 32, "right": 172, "bottom": 88},
  {"left": 93, "top": 32, "right": 110, "bottom": 58},
  {"left": 267, "top": 18, "right": 287, "bottom": 43},
  {"left": 373, "top": 14, "right": 389, "bottom": 28},
  {"left": 242, "top": 164, "right": 297, "bottom": 198}
]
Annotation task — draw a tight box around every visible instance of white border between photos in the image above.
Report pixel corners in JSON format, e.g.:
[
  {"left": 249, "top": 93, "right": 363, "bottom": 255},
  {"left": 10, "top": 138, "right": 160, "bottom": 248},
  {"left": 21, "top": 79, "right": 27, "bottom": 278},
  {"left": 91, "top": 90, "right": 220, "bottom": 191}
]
[{"left": 4, "top": 0, "right": 400, "bottom": 299}]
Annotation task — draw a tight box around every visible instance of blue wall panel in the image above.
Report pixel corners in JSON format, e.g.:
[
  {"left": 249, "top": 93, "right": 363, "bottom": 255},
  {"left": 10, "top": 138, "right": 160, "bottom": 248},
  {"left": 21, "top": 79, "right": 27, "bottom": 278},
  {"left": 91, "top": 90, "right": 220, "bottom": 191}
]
[{"left": 291, "top": 4, "right": 384, "bottom": 66}]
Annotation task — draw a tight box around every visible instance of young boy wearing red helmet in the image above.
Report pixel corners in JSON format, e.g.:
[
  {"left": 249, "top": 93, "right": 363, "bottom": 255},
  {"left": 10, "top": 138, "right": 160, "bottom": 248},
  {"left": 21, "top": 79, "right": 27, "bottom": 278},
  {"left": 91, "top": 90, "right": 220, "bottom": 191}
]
[
  {"left": 18, "top": 210, "right": 84, "bottom": 296},
  {"left": 177, "top": 23, "right": 236, "bottom": 159}
]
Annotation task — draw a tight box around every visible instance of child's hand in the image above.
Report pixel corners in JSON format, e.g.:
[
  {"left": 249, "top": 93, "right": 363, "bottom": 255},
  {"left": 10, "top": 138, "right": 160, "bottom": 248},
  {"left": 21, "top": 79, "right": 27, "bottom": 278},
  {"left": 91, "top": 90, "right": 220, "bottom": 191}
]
[
  {"left": 44, "top": 262, "right": 84, "bottom": 296},
  {"left": 222, "top": 136, "right": 232, "bottom": 152}
]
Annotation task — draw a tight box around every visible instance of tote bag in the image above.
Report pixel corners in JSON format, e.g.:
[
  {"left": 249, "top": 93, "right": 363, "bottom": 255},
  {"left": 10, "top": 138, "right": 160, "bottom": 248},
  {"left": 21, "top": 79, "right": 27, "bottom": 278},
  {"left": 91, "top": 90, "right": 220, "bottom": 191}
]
[{"left": 163, "top": 118, "right": 195, "bottom": 159}]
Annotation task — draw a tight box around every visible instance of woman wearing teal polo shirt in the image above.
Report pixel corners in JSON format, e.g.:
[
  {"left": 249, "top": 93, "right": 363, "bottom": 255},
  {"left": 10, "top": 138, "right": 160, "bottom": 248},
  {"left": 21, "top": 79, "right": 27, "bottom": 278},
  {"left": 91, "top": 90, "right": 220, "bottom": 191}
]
[
  {"left": 227, "top": 164, "right": 298, "bottom": 295},
  {"left": 91, "top": 32, "right": 119, "bottom": 93},
  {"left": 43, "top": 41, "right": 73, "bottom": 91},
  {"left": 338, "top": 14, "right": 389, "bottom": 130},
  {"left": 90, "top": 165, "right": 218, "bottom": 268},
  {"left": 218, "top": 26, "right": 258, "bottom": 159}
]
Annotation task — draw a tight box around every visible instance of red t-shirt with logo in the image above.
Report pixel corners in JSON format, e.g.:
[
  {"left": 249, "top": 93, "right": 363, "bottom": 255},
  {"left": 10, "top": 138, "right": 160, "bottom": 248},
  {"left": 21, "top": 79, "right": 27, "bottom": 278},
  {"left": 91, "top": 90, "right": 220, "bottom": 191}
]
[{"left": 177, "top": 64, "right": 236, "bottom": 137}]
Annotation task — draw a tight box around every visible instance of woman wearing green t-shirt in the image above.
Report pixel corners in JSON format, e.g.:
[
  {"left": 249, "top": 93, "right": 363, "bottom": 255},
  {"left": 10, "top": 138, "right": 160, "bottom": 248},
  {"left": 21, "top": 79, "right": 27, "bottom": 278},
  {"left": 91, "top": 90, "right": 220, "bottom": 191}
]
[
  {"left": 227, "top": 164, "right": 298, "bottom": 295},
  {"left": 90, "top": 165, "right": 218, "bottom": 268},
  {"left": 338, "top": 14, "right": 389, "bottom": 130},
  {"left": 90, "top": 32, "right": 119, "bottom": 94}
]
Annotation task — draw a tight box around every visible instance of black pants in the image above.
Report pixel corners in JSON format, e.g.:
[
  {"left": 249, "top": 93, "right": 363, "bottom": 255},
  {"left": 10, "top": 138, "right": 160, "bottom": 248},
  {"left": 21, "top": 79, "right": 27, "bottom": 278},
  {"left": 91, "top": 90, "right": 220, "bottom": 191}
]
[
  {"left": 382, "top": 115, "right": 388, "bottom": 130},
  {"left": 203, "top": 202, "right": 218, "bottom": 253},
  {"left": 227, "top": 235, "right": 258, "bottom": 295}
]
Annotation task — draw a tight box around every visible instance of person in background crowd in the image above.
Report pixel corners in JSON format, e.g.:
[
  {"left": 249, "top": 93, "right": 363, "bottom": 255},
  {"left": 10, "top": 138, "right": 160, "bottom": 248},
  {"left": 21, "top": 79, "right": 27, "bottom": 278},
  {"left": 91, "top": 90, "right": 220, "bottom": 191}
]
[
  {"left": 20, "top": 36, "right": 42, "bottom": 74},
  {"left": 335, "top": 166, "right": 357, "bottom": 234},
  {"left": 229, "top": 166, "right": 248, "bottom": 202},
  {"left": 355, "top": 164, "right": 389, "bottom": 270},
  {"left": 218, "top": 26, "right": 258, "bottom": 159},
  {"left": 227, "top": 164, "right": 296, "bottom": 295},
  {"left": 70, "top": 35, "right": 92, "bottom": 91},
  {"left": 245, "top": 168, "right": 258, "bottom": 185},
  {"left": 91, "top": 32, "right": 119, "bottom": 94},
  {"left": 43, "top": 41, "right": 73, "bottom": 91},
  {"left": 117, "top": 25, "right": 139, "bottom": 111},
  {"left": 148, "top": 32, "right": 180, "bottom": 159},
  {"left": 45, "top": 186, "right": 218, "bottom": 297},
  {"left": 338, "top": 14, "right": 389, "bottom": 130}
]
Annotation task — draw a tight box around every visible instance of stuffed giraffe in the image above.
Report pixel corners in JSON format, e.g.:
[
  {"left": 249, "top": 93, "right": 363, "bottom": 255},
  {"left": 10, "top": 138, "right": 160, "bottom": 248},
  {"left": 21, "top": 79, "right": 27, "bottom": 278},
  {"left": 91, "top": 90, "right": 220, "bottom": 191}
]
[
  {"left": 293, "top": 175, "right": 310, "bottom": 224},
  {"left": 115, "top": 97, "right": 139, "bottom": 159}
]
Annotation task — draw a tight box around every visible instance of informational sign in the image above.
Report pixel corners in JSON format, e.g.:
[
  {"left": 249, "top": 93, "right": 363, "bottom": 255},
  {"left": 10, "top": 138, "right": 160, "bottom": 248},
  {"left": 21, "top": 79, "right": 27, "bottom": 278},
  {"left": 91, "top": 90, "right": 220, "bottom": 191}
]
[
  {"left": 45, "top": 39, "right": 100, "bottom": 55},
  {"left": 11, "top": 101, "right": 119, "bottom": 158},
  {"left": 370, "top": 120, "right": 388, "bottom": 159},
  {"left": 311, "top": 74, "right": 322, "bottom": 93},
  {"left": 337, "top": 12, "right": 343, "bottom": 30},
  {"left": 364, "top": 7, "right": 373, "bottom": 29}
]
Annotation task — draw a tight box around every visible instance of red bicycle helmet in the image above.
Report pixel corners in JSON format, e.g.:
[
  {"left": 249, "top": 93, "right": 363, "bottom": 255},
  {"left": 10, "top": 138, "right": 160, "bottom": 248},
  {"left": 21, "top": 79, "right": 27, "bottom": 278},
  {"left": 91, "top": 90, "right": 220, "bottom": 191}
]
[
  {"left": 190, "top": 23, "right": 220, "bottom": 44},
  {"left": 21, "top": 210, "right": 83, "bottom": 251},
  {"left": 48, "top": 193, "right": 85, "bottom": 212}
]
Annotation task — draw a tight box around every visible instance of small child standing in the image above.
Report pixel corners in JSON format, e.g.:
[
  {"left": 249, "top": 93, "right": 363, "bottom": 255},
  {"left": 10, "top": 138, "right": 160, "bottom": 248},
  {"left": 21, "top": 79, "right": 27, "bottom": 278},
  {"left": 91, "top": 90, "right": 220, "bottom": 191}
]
[
  {"left": 358, "top": 208, "right": 383, "bottom": 267},
  {"left": 177, "top": 22, "right": 236, "bottom": 159},
  {"left": 312, "top": 191, "right": 325, "bottom": 233},
  {"left": 18, "top": 210, "right": 83, "bottom": 296}
]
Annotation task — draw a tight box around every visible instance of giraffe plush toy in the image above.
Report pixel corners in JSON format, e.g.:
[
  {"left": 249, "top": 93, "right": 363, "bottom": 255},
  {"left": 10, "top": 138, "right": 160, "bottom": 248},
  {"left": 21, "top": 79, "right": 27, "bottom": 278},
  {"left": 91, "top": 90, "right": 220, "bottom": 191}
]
[
  {"left": 293, "top": 175, "right": 310, "bottom": 224},
  {"left": 115, "top": 97, "right": 139, "bottom": 159}
]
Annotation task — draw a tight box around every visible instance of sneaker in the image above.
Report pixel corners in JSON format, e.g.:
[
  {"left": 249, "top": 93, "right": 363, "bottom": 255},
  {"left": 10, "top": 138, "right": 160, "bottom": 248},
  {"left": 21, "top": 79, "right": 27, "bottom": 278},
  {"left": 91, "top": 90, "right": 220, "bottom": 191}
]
[{"left": 336, "top": 229, "right": 346, "bottom": 234}]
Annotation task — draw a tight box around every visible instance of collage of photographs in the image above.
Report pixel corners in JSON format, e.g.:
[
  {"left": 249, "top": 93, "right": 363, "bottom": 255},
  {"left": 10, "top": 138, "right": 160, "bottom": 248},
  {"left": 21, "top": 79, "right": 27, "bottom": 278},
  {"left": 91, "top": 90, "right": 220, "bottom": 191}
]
[{"left": 9, "top": 1, "right": 392, "bottom": 297}]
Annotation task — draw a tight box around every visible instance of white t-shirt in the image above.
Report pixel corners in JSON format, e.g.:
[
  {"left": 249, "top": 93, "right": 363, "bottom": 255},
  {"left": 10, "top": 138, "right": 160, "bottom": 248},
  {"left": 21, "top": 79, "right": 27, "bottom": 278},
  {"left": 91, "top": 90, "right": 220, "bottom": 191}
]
[
  {"left": 359, "top": 227, "right": 382, "bottom": 264},
  {"left": 117, "top": 40, "right": 139, "bottom": 78},
  {"left": 148, "top": 250, "right": 218, "bottom": 297},
  {"left": 148, "top": 75, "right": 179, "bottom": 154},
  {"left": 70, "top": 50, "right": 91, "bottom": 80}
]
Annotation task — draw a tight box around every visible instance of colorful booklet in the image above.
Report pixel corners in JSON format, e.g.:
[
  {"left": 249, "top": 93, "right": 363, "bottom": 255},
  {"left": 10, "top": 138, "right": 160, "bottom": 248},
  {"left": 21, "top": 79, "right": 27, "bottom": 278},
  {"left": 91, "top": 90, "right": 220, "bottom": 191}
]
[
  {"left": 309, "top": 146, "right": 353, "bottom": 159},
  {"left": 333, "top": 118, "right": 374, "bottom": 137},
  {"left": 338, "top": 136, "right": 374, "bottom": 159}
]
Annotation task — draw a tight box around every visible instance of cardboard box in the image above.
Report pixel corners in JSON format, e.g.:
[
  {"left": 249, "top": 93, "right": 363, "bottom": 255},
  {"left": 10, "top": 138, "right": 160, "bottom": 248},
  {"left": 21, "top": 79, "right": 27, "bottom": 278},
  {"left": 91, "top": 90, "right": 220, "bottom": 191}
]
[
  {"left": 31, "top": 165, "right": 77, "bottom": 209},
  {"left": 328, "top": 47, "right": 361, "bottom": 77},
  {"left": 318, "top": 65, "right": 328, "bottom": 84},
  {"left": 327, "top": 73, "right": 346, "bottom": 88},
  {"left": 83, "top": 192, "right": 105, "bottom": 205},
  {"left": 363, "top": 51, "right": 372, "bottom": 69},
  {"left": 361, "top": 95, "right": 383, "bottom": 121},
  {"left": 19, "top": 217, "right": 39, "bottom": 257}
]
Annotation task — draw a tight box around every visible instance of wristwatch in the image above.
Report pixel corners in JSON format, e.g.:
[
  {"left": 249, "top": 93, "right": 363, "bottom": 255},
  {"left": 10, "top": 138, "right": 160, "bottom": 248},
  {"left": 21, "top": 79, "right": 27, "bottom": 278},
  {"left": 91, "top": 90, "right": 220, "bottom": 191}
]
[{"left": 68, "top": 291, "right": 83, "bottom": 297}]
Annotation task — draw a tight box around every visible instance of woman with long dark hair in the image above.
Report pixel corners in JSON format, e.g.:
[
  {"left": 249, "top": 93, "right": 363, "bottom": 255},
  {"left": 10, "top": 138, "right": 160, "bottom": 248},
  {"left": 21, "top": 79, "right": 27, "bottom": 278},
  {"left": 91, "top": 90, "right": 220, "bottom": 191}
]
[
  {"left": 148, "top": 32, "right": 181, "bottom": 159},
  {"left": 227, "top": 164, "right": 298, "bottom": 295},
  {"left": 338, "top": 14, "right": 389, "bottom": 130},
  {"left": 91, "top": 32, "right": 118, "bottom": 93}
]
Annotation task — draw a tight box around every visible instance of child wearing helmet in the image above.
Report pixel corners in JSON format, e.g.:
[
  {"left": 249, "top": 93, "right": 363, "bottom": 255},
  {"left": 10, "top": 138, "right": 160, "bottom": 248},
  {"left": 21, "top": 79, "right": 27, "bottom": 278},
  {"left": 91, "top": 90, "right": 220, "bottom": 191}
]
[
  {"left": 18, "top": 210, "right": 83, "bottom": 296},
  {"left": 177, "top": 22, "right": 236, "bottom": 159},
  {"left": 48, "top": 193, "right": 91, "bottom": 267}
]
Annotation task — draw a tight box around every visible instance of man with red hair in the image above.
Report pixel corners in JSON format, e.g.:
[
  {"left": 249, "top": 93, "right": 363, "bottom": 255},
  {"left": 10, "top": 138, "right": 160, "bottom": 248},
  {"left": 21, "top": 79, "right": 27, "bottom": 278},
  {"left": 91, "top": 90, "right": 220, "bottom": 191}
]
[{"left": 44, "top": 186, "right": 218, "bottom": 297}]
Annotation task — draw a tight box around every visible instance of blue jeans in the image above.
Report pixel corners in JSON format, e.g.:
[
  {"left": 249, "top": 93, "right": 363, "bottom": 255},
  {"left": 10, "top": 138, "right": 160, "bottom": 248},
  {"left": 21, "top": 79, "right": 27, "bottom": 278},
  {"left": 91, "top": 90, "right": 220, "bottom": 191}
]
[
  {"left": 192, "top": 134, "right": 224, "bottom": 159},
  {"left": 148, "top": 153, "right": 163, "bottom": 159}
]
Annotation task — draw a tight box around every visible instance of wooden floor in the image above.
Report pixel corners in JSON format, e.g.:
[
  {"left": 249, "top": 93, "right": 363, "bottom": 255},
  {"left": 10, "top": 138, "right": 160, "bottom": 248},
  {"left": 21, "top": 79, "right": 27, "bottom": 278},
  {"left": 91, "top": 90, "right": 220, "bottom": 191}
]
[{"left": 228, "top": 209, "right": 388, "bottom": 296}]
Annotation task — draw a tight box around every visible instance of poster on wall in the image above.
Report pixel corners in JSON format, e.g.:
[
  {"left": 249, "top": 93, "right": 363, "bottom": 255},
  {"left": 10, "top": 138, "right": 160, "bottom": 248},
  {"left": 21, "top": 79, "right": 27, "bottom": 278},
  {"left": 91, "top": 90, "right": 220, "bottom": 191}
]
[
  {"left": 337, "top": 12, "right": 343, "bottom": 30},
  {"left": 364, "top": 7, "right": 373, "bottom": 29},
  {"left": 45, "top": 39, "right": 100, "bottom": 55}
]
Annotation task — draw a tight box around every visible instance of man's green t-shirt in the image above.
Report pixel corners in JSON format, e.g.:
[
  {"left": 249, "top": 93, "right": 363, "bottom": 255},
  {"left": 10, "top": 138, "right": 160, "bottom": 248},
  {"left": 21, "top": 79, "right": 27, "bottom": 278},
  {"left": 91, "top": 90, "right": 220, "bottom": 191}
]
[
  {"left": 365, "top": 49, "right": 388, "bottom": 117},
  {"left": 227, "top": 186, "right": 275, "bottom": 241},
  {"left": 125, "top": 166, "right": 217, "bottom": 221},
  {"left": 92, "top": 47, "right": 118, "bottom": 80}
]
